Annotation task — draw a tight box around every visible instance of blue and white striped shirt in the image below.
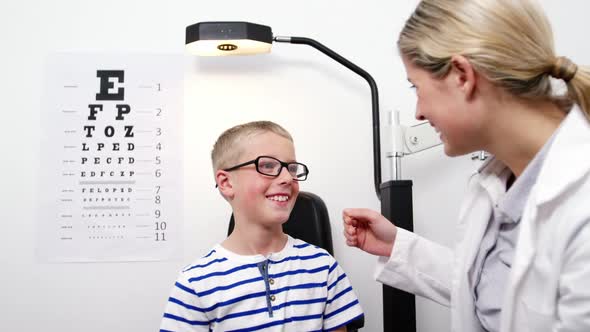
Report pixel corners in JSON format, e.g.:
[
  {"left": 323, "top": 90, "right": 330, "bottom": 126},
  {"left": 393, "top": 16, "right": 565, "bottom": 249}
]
[{"left": 160, "top": 236, "right": 364, "bottom": 331}]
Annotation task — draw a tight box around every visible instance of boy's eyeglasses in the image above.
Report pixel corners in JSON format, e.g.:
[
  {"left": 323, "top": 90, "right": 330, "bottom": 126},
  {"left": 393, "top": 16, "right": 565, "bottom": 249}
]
[{"left": 224, "top": 156, "right": 309, "bottom": 181}]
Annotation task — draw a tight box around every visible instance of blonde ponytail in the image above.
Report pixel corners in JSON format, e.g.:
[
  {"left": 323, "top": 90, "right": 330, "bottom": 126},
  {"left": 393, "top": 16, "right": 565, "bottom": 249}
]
[{"left": 565, "top": 65, "right": 590, "bottom": 120}]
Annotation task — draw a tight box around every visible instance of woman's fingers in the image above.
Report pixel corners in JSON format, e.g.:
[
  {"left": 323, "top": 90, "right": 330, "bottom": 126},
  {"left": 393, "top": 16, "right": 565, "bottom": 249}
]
[
  {"left": 342, "top": 213, "right": 358, "bottom": 227},
  {"left": 343, "top": 226, "right": 358, "bottom": 247},
  {"left": 344, "top": 223, "right": 356, "bottom": 235},
  {"left": 343, "top": 208, "right": 381, "bottom": 223},
  {"left": 345, "top": 236, "right": 357, "bottom": 247}
]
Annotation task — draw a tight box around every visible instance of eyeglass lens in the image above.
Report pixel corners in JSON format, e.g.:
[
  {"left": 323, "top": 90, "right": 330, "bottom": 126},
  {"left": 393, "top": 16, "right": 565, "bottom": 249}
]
[{"left": 257, "top": 157, "right": 306, "bottom": 180}]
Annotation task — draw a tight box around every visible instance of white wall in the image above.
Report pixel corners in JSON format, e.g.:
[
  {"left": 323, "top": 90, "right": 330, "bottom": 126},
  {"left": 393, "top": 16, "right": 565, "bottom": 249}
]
[{"left": 2, "top": 1, "right": 588, "bottom": 331}]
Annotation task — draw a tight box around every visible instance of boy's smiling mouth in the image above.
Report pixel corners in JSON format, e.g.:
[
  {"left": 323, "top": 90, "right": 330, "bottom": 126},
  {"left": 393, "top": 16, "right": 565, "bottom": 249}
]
[{"left": 266, "top": 194, "right": 290, "bottom": 202}]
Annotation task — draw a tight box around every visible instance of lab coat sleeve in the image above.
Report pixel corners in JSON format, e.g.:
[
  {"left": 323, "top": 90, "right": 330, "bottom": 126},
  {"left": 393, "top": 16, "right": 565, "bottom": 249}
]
[
  {"left": 555, "top": 219, "right": 590, "bottom": 331},
  {"left": 374, "top": 228, "right": 452, "bottom": 307}
]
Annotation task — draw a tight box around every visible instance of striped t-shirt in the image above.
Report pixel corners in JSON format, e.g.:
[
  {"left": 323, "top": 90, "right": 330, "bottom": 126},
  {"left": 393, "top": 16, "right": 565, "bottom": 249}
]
[{"left": 160, "top": 236, "right": 364, "bottom": 331}]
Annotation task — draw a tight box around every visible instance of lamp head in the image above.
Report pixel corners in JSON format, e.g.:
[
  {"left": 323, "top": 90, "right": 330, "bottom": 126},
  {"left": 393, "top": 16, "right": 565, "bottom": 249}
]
[{"left": 185, "top": 21, "right": 273, "bottom": 56}]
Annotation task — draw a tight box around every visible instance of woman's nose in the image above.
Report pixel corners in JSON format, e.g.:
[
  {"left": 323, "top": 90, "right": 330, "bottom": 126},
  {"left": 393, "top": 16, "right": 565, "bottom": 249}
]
[{"left": 415, "top": 105, "right": 426, "bottom": 121}]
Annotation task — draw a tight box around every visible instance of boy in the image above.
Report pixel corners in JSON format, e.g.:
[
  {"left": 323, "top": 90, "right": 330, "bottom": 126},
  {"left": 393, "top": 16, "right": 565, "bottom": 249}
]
[{"left": 160, "top": 121, "right": 364, "bottom": 331}]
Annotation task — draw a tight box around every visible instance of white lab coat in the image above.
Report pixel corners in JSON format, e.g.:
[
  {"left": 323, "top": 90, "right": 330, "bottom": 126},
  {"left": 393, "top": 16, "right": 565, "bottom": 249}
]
[{"left": 375, "top": 107, "right": 590, "bottom": 332}]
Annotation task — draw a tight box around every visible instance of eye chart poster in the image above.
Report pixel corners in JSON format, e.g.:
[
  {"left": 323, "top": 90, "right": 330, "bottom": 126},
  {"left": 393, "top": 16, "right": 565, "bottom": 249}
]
[{"left": 38, "top": 53, "right": 183, "bottom": 262}]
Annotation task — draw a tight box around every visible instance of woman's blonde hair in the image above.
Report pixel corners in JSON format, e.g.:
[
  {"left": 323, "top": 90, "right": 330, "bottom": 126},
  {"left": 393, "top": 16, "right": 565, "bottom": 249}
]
[
  {"left": 398, "top": 0, "right": 590, "bottom": 119},
  {"left": 211, "top": 121, "right": 293, "bottom": 172}
]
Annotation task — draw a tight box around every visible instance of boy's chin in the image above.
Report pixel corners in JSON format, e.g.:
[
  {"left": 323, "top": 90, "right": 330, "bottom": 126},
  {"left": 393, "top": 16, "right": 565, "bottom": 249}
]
[
  {"left": 265, "top": 212, "right": 291, "bottom": 225},
  {"left": 272, "top": 214, "right": 291, "bottom": 224}
]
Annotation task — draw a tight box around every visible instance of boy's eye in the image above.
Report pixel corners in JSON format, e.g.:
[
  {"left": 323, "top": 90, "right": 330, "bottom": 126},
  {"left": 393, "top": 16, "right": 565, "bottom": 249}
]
[{"left": 260, "top": 162, "right": 277, "bottom": 170}]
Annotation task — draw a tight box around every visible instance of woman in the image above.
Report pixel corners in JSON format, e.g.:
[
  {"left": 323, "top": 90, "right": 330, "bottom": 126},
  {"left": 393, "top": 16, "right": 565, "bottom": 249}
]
[{"left": 343, "top": 1, "right": 590, "bottom": 331}]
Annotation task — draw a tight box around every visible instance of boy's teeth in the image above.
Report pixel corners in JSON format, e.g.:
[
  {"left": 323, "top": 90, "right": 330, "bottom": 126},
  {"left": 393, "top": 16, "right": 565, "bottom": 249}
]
[{"left": 268, "top": 195, "right": 288, "bottom": 202}]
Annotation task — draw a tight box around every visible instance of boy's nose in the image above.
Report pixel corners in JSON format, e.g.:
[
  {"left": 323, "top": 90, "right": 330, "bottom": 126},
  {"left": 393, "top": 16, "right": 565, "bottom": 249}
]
[{"left": 277, "top": 166, "right": 293, "bottom": 183}]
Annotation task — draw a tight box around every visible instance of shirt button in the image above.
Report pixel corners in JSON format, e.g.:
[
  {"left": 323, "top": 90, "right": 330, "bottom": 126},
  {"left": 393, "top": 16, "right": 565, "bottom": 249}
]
[
  {"left": 270, "top": 295, "right": 276, "bottom": 301},
  {"left": 269, "top": 279, "right": 275, "bottom": 285}
]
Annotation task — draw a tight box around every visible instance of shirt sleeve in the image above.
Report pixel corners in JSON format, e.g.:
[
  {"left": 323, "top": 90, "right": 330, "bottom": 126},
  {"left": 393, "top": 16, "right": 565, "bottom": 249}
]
[
  {"left": 374, "top": 227, "right": 453, "bottom": 306},
  {"left": 322, "top": 257, "right": 364, "bottom": 331},
  {"left": 159, "top": 273, "right": 210, "bottom": 332}
]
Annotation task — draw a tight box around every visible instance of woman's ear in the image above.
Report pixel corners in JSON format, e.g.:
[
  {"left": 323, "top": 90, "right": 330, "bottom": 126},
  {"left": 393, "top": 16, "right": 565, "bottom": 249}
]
[
  {"left": 215, "top": 170, "right": 234, "bottom": 200},
  {"left": 450, "top": 54, "right": 477, "bottom": 99}
]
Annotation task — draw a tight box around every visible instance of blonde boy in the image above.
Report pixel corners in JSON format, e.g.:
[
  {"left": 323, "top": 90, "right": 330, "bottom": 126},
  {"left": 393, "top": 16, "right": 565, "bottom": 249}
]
[{"left": 160, "top": 121, "right": 363, "bottom": 331}]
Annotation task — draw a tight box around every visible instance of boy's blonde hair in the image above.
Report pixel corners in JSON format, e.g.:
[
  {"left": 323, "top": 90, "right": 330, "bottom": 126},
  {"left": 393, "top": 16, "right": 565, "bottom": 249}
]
[
  {"left": 398, "top": 0, "right": 590, "bottom": 118},
  {"left": 211, "top": 121, "right": 293, "bottom": 173}
]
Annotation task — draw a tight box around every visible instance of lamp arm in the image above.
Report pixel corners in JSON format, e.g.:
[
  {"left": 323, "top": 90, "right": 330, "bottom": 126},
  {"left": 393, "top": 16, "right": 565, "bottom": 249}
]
[{"left": 274, "top": 36, "right": 382, "bottom": 200}]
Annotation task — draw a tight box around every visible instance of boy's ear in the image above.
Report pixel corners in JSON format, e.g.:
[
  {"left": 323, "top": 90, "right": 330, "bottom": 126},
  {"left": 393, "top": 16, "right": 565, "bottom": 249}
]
[
  {"left": 450, "top": 54, "right": 476, "bottom": 99},
  {"left": 215, "top": 170, "right": 234, "bottom": 199}
]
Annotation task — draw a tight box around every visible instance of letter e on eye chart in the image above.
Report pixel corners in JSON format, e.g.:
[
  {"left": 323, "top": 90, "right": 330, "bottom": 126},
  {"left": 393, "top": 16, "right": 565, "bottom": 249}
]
[{"left": 38, "top": 53, "right": 183, "bottom": 262}]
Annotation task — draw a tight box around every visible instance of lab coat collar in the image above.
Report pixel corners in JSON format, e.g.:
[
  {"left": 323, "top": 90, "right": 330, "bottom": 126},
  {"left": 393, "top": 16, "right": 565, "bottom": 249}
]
[
  {"left": 462, "top": 158, "right": 511, "bottom": 294},
  {"left": 475, "top": 157, "right": 512, "bottom": 205},
  {"left": 501, "top": 107, "right": 590, "bottom": 330},
  {"left": 535, "top": 107, "right": 590, "bottom": 206},
  {"left": 475, "top": 107, "right": 590, "bottom": 207}
]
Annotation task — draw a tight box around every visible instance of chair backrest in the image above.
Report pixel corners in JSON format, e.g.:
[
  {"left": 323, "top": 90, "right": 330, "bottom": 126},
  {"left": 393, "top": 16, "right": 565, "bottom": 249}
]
[{"left": 228, "top": 191, "right": 334, "bottom": 255}]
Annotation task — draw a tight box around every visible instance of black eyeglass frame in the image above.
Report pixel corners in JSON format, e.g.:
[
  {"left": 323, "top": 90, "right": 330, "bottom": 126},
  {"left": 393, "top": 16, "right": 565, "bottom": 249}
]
[{"left": 223, "top": 155, "right": 309, "bottom": 181}]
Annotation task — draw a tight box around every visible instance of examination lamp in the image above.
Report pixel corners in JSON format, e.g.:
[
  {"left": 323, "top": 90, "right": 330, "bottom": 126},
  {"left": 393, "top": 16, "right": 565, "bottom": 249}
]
[
  {"left": 186, "top": 21, "right": 426, "bottom": 332},
  {"left": 185, "top": 21, "right": 273, "bottom": 56}
]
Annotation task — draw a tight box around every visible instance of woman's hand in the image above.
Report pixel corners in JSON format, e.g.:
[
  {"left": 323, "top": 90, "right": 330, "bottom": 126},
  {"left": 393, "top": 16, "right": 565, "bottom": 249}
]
[{"left": 343, "top": 208, "right": 397, "bottom": 257}]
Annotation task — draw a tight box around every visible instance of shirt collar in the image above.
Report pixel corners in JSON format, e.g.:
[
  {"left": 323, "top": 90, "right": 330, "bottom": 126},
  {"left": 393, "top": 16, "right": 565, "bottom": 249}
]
[{"left": 216, "top": 235, "right": 294, "bottom": 263}]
